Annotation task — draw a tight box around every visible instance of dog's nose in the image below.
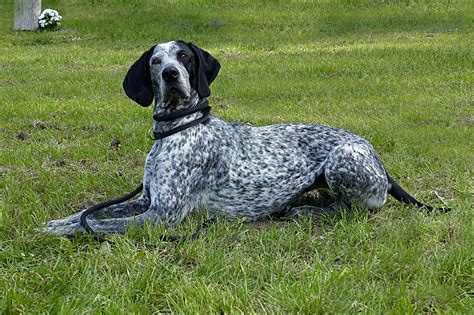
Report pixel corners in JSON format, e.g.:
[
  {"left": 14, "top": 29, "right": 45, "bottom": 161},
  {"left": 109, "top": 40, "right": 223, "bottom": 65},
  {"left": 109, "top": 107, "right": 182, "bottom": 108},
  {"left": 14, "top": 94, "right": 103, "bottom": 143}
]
[{"left": 162, "top": 67, "right": 180, "bottom": 82}]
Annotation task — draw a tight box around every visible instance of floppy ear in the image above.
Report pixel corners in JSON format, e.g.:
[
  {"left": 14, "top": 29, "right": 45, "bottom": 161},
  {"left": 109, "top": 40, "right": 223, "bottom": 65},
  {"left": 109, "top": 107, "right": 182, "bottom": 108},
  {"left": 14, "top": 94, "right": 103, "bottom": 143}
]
[
  {"left": 187, "top": 42, "right": 221, "bottom": 98},
  {"left": 122, "top": 46, "right": 156, "bottom": 107}
]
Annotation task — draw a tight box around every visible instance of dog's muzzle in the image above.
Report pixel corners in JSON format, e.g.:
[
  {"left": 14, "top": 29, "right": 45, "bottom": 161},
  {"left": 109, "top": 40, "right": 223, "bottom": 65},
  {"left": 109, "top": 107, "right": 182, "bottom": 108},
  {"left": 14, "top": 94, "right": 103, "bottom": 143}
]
[{"left": 161, "top": 66, "right": 188, "bottom": 101}]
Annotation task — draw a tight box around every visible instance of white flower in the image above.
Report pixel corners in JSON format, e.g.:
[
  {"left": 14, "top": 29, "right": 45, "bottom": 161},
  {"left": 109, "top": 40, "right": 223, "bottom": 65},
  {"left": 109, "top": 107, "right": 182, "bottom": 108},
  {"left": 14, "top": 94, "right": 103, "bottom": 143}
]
[{"left": 38, "top": 8, "right": 62, "bottom": 30}]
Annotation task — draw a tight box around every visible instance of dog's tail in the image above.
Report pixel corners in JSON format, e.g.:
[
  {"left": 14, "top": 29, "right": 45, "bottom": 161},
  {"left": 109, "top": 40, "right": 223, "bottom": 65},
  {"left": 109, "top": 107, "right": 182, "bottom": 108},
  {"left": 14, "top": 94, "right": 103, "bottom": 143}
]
[{"left": 387, "top": 175, "right": 451, "bottom": 212}]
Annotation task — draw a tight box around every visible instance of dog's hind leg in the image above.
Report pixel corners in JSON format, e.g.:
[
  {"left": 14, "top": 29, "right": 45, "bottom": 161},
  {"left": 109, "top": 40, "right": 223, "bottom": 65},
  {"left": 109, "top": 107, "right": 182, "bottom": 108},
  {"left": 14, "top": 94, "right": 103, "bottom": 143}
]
[{"left": 323, "top": 139, "right": 389, "bottom": 209}]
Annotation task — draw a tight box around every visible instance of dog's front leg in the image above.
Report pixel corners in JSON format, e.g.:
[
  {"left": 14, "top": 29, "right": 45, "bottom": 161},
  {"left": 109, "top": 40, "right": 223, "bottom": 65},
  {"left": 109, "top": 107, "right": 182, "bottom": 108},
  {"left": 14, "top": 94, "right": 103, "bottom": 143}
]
[
  {"left": 38, "top": 196, "right": 193, "bottom": 235},
  {"left": 38, "top": 208, "right": 158, "bottom": 235},
  {"left": 41, "top": 163, "right": 201, "bottom": 235},
  {"left": 45, "top": 194, "right": 150, "bottom": 228}
]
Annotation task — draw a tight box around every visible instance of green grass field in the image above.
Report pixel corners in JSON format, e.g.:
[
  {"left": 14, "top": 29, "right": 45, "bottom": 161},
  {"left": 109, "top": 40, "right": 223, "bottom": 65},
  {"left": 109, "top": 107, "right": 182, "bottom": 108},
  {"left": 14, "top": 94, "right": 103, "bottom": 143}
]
[{"left": 1, "top": 0, "right": 473, "bottom": 313}]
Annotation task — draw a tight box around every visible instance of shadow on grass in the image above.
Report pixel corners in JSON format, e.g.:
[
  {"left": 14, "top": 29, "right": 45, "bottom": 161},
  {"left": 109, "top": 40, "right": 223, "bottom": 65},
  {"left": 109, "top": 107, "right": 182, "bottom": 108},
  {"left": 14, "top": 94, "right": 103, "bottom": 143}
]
[{"left": 1, "top": 1, "right": 471, "bottom": 49}]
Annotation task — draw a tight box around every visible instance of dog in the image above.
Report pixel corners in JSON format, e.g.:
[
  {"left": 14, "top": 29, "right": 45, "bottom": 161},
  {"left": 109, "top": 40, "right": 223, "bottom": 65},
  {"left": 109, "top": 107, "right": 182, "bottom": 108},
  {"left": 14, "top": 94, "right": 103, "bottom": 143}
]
[{"left": 42, "top": 40, "right": 449, "bottom": 235}]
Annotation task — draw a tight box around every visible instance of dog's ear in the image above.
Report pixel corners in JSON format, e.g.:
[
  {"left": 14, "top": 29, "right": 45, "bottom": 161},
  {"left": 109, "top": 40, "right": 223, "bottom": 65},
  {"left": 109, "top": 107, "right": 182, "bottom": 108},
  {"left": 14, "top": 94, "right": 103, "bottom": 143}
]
[
  {"left": 187, "top": 42, "right": 221, "bottom": 98},
  {"left": 122, "top": 46, "right": 156, "bottom": 107}
]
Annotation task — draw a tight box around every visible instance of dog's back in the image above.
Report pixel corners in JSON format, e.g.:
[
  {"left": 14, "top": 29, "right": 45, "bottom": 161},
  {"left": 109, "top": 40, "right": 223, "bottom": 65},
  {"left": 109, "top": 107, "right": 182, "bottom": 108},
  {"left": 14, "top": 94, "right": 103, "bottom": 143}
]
[{"left": 200, "top": 117, "right": 365, "bottom": 218}]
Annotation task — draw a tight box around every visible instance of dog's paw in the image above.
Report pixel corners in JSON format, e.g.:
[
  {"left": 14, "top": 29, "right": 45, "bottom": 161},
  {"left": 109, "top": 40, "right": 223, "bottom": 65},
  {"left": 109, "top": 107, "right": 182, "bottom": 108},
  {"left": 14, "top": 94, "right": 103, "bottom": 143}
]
[
  {"left": 34, "top": 222, "right": 85, "bottom": 236},
  {"left": 45, "top": 212, "right": 84, "bottom": 227}
]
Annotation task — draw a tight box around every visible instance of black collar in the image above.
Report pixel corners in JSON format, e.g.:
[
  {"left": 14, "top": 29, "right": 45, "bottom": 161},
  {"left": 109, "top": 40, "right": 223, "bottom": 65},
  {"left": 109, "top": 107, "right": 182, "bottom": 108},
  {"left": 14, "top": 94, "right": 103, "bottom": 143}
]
[{"left": 151, "top": 99, "right": 211, "bottom": 140}]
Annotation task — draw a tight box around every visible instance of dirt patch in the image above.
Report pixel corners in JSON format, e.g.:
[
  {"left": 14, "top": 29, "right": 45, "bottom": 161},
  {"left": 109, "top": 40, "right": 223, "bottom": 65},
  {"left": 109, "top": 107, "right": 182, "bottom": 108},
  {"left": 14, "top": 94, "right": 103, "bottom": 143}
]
[
  {"left": 110, "top": 139, "right": 121, "bottom": 149},
  {"left": 436, "top": 187, "right": 455, "bottom": 200},
  {"left": 69, "top": 159, "right": 100, "bottom": 173},
  {"left": 0, "top": 166, "right": 37, "bottom": 178},
  {"left": 12, "top": 119, "right": 62, "bottom": 131},
  {"left": 439, "top": 225, "right": 456, "bottom": 244},
  {"left": 30, "top": 120, "right": 53, "bottom": 130},
  {"left": 0, "top": 166, "right": 13, "bottom": 177},
  {"left": 11, "top": 119, "right": 59, "bottom": 131},
  {"left": 211, "top": 96, "right": 232, "bottom": 110},
  {"left": 16, "top": 132, "right": 28, "bottom": 140},
  {"left": 0, "top": 79, "right": 27, "bottom": 86},
  {"left": 458, "top": 116, "right": 474, "bottom": 125},
  {"left": 82, "top": 124, "right": 105, "bottom": 132},
  {"left": 52, "top": 160, "right": 67, "bottom": 168},
  {"left": 219, "top": 48, "right": 243, "bottom": 60}
]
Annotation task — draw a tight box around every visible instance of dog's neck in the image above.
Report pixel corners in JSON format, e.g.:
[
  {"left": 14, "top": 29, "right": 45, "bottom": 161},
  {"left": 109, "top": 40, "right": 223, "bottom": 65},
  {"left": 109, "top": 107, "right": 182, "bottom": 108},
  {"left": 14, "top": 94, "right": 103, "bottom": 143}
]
[{"left": 152, "top": 92, "right": 209, "bottom": 137}]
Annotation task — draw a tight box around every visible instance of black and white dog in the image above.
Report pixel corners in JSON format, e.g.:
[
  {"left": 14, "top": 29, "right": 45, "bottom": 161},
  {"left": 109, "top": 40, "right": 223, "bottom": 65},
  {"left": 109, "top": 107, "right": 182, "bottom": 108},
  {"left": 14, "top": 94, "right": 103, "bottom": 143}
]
[{"left": 43, "top": 41, "right": 449, "bottom": 235}]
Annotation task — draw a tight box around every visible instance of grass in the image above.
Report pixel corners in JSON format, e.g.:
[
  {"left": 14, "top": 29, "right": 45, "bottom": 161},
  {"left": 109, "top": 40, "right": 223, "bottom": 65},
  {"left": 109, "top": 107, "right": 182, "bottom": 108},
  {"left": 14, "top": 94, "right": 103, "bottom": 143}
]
[{"left": 1, "top": 0, "right": 473, "bottom": 312}]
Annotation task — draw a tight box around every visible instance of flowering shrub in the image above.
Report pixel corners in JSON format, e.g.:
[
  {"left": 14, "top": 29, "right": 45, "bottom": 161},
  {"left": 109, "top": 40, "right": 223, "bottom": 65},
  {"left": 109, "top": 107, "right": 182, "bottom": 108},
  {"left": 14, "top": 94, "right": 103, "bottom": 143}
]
[{"left": 38, "top": 9, "right": 62, "bottom": 31}]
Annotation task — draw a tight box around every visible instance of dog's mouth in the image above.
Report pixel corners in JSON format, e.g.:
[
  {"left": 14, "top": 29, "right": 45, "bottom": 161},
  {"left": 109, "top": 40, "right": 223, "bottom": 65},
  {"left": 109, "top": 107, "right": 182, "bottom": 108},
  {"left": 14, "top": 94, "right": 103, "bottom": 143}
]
[{"left": 163, "top": 85, "right": 188, "bottom": 103}]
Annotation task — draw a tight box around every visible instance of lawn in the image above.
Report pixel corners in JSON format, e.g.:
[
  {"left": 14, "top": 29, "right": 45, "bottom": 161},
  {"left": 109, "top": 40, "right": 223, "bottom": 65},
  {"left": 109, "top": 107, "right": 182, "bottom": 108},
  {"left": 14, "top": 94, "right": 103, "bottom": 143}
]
[{"left": 1, "top": 0, "right": 473, "bottom": 313}]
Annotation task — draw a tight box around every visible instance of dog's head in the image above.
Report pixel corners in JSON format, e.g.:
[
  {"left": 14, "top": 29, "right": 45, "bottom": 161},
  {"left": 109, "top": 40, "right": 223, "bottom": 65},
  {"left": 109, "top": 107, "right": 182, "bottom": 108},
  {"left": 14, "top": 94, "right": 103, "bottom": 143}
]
[{"left": 123, "top": 41, "right": 220, "bottom": 108}]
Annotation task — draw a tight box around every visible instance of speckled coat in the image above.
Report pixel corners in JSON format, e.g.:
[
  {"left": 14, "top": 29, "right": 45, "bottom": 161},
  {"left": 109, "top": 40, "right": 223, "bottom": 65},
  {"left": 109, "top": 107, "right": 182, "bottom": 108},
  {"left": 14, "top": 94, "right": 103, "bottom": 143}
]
[{"left": 42, "top": 41, "right": 446, "bottom": 236}]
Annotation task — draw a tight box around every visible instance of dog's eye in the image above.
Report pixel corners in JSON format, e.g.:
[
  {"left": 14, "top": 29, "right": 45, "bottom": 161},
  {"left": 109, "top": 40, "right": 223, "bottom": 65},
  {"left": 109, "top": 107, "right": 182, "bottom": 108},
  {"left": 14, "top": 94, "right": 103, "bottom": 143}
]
[
  {"left": 151, "top": 58, "right": 161, "bottom": 65},
  {"left": 177, "top": 52, "right": 188, "bottom": 61}
]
